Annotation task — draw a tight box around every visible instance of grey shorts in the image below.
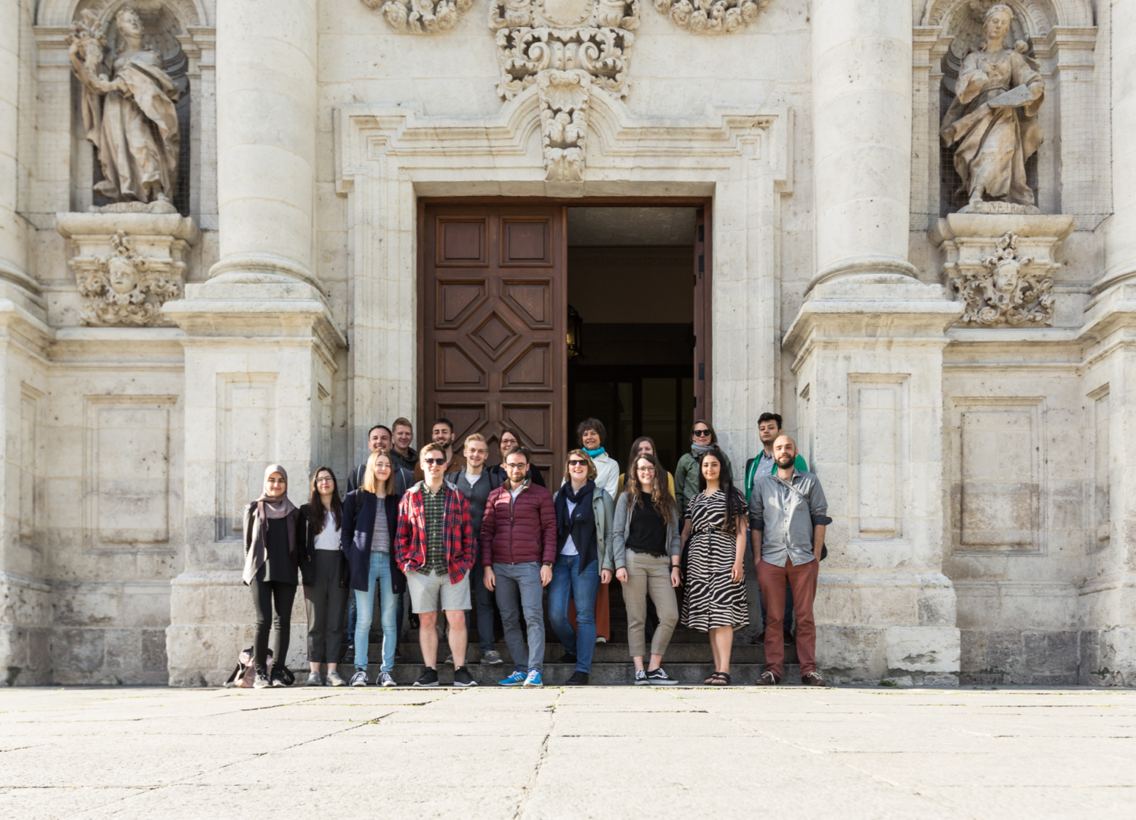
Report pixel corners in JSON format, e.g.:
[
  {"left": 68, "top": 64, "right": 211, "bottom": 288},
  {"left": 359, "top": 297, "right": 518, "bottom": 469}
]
[{"left": 406, "top": 569, "right": 471, "bottom": 613}]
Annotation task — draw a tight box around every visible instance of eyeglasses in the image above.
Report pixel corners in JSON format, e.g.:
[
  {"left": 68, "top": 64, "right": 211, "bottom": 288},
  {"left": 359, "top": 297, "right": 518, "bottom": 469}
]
[
  {"left": 568, "top": 459, "right": 588, "bottom": 467},
  {"left": 316, "top": 476, "right": 334, "bottom": 484},
  {"left": 637, "top": 467, "right": 656, "bottom": 474},
  {"left": 505, "top": 463, "right": 528, "bottom": 470},
  {"left": 692, "top": 429, "right": 711, "bottom": 437},
  {"left": 423, "top": 457, "right": 446, "bottom": 466}
]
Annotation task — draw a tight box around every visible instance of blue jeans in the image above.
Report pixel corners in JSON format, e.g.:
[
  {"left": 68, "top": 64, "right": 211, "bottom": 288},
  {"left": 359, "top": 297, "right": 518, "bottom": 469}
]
[
  {"left": 354, "top": 552, "right": 398, "bottom": 672},
  {"left": 547, "top": 554, "right": 600, "bottom": 673}
]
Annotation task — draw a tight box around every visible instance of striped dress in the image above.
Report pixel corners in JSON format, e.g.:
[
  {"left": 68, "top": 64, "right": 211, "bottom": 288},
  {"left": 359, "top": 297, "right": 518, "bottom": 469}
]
[{"left": 680, "top": 489, "right": 749, "bottom": 632}]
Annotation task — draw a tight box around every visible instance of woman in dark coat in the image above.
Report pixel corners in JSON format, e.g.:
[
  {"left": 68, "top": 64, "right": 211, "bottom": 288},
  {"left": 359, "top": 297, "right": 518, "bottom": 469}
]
[
  {"left": 341, "top": 451, "right": 407, "bottom": 687},
  {"left": 242, "top": 464, "right": 301, "bottom": 689}
]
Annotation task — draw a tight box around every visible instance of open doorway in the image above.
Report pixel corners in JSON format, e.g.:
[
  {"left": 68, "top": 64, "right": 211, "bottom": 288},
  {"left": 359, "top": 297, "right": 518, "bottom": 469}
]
[{"left": 566, "top": 207, "right": 699, "bottom": 472}]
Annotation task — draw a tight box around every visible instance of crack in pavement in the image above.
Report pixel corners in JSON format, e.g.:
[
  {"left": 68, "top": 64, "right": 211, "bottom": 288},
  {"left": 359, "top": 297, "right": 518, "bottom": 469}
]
[
  {"left": 62, "top": 708, "right": 401, "bottom": 817},
  {"left": 512, "top": 688, "right": 563, "bottom": 820}
]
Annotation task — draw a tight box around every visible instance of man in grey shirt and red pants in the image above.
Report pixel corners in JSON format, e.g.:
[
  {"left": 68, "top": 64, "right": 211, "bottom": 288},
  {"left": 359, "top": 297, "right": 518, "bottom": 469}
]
[{"left": 748, "top": 434, "right": 831, "bottom": 686}]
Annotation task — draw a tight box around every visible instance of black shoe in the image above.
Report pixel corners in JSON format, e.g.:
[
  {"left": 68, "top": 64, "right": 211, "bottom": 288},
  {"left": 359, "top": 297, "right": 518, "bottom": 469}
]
[
  {"left": 413, "top": 667, "right": 439, "bottom": 687},
  {"left": 646, "top": 667, "right": 678, "bottom": 686},
  {"left": 564, "top": 671, "right": 589, "bottom": 686},
  {"left": 558, "top": 652, "right": 578, "bottom": 664},
  {"left": 784, "top": 631, "right": 796, "bottom": 646},
  {"left": 452, "top": 666, "right": 477, "bottom": 688}
]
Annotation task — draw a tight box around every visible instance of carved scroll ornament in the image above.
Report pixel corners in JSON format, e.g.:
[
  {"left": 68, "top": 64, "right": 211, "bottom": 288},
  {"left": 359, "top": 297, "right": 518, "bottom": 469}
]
[
  {"left": 362, "top": 0, "right": 474, "bottom": 33},
  {"left": 950, "top": 232, "right": 1053, "bottom": 326},
  {"left": 653, "top": 0, "right": 770, "bottom": 35},
  {"left": 70, "top": 230, "right": 183, "bottom": 326},
  {"left": 489, "top": 0, "right": 638, "bottom": 181}
]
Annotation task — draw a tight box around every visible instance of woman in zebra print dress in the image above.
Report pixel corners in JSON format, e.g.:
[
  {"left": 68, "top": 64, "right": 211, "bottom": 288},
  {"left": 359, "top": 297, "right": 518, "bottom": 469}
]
[{"left": 679, "top": 448, "right": 749, "bottom": 685}]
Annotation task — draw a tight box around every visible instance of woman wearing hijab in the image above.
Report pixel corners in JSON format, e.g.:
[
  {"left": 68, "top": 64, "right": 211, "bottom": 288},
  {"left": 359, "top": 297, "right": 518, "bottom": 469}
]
[
  {"left": 242, "top": 464, "right": 301, "bottom": 689},
  {"left": 549, "top": 450, "right": 615, "bottom": 686}
]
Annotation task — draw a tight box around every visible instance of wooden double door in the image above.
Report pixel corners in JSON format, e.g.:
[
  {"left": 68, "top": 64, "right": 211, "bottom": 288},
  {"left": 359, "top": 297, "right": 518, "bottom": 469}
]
[{"left": 422, "top": 204, "right": 567, "bottom": 483}]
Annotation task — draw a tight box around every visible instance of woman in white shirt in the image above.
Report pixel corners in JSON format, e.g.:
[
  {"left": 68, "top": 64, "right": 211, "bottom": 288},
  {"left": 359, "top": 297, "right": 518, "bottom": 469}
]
[{"left": 299, "top": 467, "right": 348, "bottom": 686}]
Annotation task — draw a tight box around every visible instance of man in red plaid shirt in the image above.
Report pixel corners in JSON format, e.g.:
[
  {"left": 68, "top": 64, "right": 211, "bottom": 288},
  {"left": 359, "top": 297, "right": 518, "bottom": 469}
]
[{"left": 395, "top": 442, "right": 477, "bottom": 688}]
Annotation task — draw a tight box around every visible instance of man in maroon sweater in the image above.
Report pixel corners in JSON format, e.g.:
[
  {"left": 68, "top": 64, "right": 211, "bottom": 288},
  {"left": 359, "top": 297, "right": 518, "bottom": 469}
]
[{"left": 481, "top": 446, "right": 557, "bottom": 688}]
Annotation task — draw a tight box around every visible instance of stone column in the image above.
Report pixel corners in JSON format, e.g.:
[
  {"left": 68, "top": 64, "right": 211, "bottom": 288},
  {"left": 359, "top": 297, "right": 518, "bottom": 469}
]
[
  {"left": 163, "top": 0, "right": 344, "bottom": 684},
  {"left": 786, "top": 0, "right": 962, "bottom": 684},
  {"left": 1101, "top": 0, "right": 1136, "bottom": 293},
  {"left": 0, "top": 0, "right": 37, "bottom": 307},
  {"left": 810, "top": 0, "right": 919, "bottom": 287},
  {"left": 209, "top": 0, "right": 318, "bottom": 286},
  {"left": 1077, "top": 0, "right": 1136, "bottom": 687}
]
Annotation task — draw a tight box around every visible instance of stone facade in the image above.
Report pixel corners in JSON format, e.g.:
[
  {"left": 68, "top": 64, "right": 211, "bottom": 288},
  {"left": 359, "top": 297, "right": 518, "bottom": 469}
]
[{"left": 1, "top": 0, "right": 1132, "bottom": 688}]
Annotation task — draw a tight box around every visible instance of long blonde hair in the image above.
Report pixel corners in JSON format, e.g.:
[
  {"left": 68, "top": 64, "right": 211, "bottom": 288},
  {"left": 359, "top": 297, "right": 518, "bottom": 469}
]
[{"left": 362, "top": 451, "right": 396, "bottom": 495}]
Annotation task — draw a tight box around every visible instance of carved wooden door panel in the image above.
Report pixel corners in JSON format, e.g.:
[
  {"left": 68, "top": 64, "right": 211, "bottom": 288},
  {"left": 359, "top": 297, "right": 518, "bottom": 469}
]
[{"left": 423, "top": 204, "right": 567, "bottom": 484}]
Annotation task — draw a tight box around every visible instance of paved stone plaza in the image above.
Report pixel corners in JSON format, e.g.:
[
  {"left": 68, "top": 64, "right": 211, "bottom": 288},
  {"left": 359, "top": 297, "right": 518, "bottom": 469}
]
[{"left": 1, "top": 686, "right": 1133, "bottom": 818}]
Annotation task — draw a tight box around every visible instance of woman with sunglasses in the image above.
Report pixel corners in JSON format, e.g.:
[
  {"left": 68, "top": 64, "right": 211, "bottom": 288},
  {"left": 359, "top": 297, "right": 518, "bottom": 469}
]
[
  {"left": 675, "top": 420, "right": 732, "bottom": 517},
  {"left": 613, "top": 453, "right": 681, "bottom": 685},
  {"left": 299, "top": 467, "right": 348, "bottom": 686},
  {"left": 549, "top": 450, "right": 615, "bottom": 685},
  {"left": 679, "top": 448, "right": 749, "bottom": 685}
]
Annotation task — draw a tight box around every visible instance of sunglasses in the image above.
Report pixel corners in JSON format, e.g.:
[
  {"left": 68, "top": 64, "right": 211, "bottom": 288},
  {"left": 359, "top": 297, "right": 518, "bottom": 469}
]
[
  {"left": 423, "top": 457, "right": 446, "bottom": 466},
  {"left": 693, "top": 429, "right": 711, "bottom": 437},
  {"left": 568, "top": 459, "right": 588, "bottom": 467}
]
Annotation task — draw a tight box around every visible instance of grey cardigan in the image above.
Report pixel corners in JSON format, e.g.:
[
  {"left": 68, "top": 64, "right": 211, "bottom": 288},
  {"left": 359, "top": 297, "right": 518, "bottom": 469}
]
[
  {"left": 611, "top": 492, "right": 681, "bottom": 570},
  {"left": 551, "top": 486, "right": 616, "bottom": 573}
]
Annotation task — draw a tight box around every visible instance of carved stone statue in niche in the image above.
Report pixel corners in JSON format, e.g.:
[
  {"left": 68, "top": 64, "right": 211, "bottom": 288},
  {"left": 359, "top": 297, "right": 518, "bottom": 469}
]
[
  {"left": 940, "top": 4, "right": 1044, "bottom": 214},
  {"left": 68, "top": 8, "right": 180, "bottom": 212}
]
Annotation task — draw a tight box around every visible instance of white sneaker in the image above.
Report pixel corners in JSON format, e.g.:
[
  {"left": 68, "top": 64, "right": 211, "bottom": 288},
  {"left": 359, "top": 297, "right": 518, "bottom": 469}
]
[
  {"left": 634, "top": 669, "right": 649, "bottom": 686},
  {"left": 378, "top": 671, "right": 397, "bottom": 688},
  {"left": 350, "top": 670, "right": 369, "bottom": 687}
]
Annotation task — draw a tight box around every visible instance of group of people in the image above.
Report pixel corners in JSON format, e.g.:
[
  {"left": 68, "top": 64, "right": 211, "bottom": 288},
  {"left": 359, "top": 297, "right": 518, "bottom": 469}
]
[{"left": 241, "top": 413, "right": 830, "bottom": 688}]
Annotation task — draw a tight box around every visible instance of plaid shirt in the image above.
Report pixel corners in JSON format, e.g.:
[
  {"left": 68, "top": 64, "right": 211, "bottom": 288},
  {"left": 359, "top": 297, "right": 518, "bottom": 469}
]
[
  {"left": 395, "top": 481, "right": 475, "bottom": 584},
  {"left": 421, "top": 484, "right": 447, "bottom": 574}
]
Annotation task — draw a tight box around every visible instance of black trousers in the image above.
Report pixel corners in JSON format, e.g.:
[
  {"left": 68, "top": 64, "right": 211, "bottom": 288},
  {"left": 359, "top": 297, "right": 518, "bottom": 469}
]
[
  {"left": 304, "top": 551, "right": 348, "bottom": 664},
  {"left": 251, "top": 575, "right": 297, "bottom": 675}
]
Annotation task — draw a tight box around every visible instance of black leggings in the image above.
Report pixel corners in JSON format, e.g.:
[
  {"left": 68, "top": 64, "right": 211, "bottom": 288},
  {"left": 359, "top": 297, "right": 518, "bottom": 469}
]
[{"left": 251, "top": 576, "right": 297, "bottom": 675}]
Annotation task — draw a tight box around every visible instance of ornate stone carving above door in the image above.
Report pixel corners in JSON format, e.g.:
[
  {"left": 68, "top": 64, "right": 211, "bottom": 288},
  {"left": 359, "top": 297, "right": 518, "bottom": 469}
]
[
  {"left": 652, "top": 0, "right": 770, "bottom": 35},
  {"left": 362, "top": 0, "right": 474, "bottom": 33},
  {"left": 489, "top": 0, "right": 638, "bottom": 180}
]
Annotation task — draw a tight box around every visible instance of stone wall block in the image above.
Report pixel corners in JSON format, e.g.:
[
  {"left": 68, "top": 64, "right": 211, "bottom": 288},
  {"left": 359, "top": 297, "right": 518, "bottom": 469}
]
[
  {"left": 103, "top": 628, "right": 142, "bottom": 672},
  {"left": 50, "top": 627, "right": 105, "bottom": 673},
  {"left": 141, "top": 629, "right": 169, "bottom": 673},
  {"left": 917, "top": 585, "right": 957, "bottom": 627},
  {"left": 884, "top": 626, "right": 960, "bottom": 674}
]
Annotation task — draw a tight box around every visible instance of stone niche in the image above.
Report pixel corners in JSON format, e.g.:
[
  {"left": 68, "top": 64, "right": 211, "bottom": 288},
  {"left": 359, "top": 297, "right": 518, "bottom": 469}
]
[
  {"left": 55, "top": 212, "right": 200, "bottom": 327},
  {"left": 930, "top": 213, "right": 1075, "bottom": 327}
]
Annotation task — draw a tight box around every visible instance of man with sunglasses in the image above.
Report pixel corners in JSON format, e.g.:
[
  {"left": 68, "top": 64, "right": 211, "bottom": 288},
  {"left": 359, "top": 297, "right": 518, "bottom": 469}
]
[
  {"left": 481, "top": 446, "right": 557, "bottom": 688},
  {"left": 395, "top": 443, "right": 478, "bottom": 687}
]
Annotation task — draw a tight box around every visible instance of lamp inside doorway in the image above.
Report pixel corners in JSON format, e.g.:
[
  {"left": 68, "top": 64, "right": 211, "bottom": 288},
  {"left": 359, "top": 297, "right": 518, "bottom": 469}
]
[{"left": 567, "top": 304, "right": 584, "bottom": 360}]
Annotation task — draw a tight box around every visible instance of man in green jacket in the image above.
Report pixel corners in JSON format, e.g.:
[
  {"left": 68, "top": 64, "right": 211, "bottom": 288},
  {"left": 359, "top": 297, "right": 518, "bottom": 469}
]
[{"left": 744, "top": 412, "right": 809, "bottom": 643}]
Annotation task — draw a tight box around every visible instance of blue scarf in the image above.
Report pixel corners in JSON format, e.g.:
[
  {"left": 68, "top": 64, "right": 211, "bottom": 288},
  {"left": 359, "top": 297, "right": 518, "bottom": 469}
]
[{"left": 583, "top": 446, "right": 605, "bottom": 459}]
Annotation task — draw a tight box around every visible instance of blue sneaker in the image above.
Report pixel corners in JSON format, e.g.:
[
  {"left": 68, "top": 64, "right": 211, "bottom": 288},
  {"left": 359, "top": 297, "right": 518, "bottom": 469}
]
[
  {"left": 499, "top": 670, "right": 526, "bottom": 687},
  {"left": 523, "top": 669, "right": 543, "bottom": 688}
]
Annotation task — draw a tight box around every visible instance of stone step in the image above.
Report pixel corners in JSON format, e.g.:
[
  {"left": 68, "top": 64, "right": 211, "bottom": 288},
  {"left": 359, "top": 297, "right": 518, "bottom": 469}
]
[
  {"left": 339, "top": 662, "right": 804, "bottom": 687},
  {"left": 367, "top": 641, "right": 799, "bottom": 665}
]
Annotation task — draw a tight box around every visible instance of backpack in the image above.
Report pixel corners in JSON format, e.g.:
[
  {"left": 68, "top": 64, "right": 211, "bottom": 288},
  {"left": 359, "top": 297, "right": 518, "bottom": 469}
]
[{"left": 223, "top": 646, "right": 293, "bottom": 688}]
